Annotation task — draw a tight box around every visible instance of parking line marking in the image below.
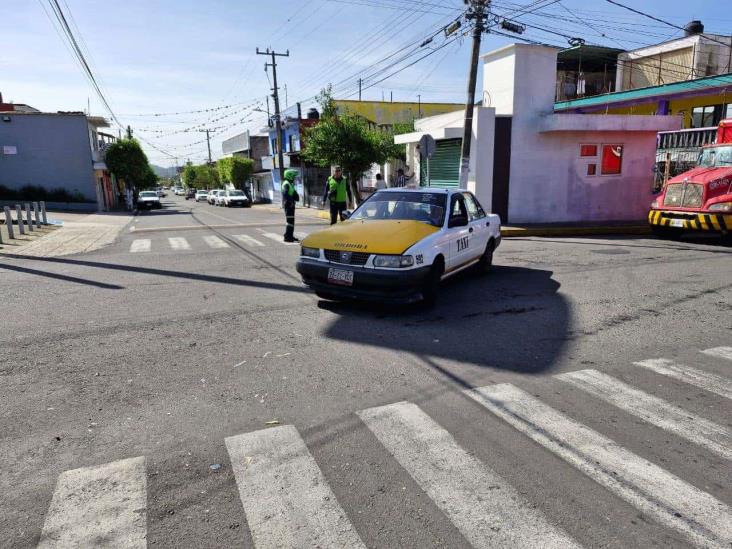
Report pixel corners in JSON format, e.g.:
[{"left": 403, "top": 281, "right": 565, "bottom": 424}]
[
  {"left": 225, "top": 425, "right": 364, "bottom": 549},
  {"left": 466, "top": 383, "right": 732, "bottom": 549},
  {"left": 38, "top": 456, "right": 147, "bottom": 549},
  {"left": 202, "top": 235, "right": 230, "bottom": 249},
  {"left": 358, "top": 402, "right": 580, "bottom": 549},
  {"left": 702, "top": 347, "right": 732, "bottom": 361},
  {"left": 634, "top": 358, "right": 732, "bottom": 400},
  {"left": 232, "top": 234, "right": 265, "bottom": 247},
  {"left": 557, "top": 369, "right": 732, "bottom": 460},
  {"left": 167, "top": 237, "right": 191, "bottom": 250},
  {"left": 129, "top": 239, "right": 151, "bottom": 253}
]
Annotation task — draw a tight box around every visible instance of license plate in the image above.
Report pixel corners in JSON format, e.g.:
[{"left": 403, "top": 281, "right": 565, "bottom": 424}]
[
  {"left": 327, "top": 268, "right": 354, "bottom": 286},
  {"left": 669, "top": 219, "right": 685, "bottom": 228}
]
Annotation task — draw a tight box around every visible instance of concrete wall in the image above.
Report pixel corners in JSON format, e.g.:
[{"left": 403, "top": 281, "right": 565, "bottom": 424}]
[
  {"left": 484, "top": 44, "right": 681, "bottom": 224},
  {"left": 0, "top": 113, "right": 96, "bottom": 201}
]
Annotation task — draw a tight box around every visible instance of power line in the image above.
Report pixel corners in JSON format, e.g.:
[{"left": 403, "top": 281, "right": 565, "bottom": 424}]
[
  {"left": 604, "top": 0, "right": 732, "bottom": 49},
  {"left": 44, "top": 0, "right": 123, "bottom": 129}
]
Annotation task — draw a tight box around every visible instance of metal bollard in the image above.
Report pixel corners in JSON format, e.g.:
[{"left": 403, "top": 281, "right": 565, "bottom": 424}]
[
  {"left": 24, "top": 203, "right": 33, "bottom": 232},
  {"left": 15, "top": 205, "right": 25, "bottom": 235},
  {"left": 4, "top": 207, "right": 14, "bottom": 239},
  {"left": 40, "top": 201, "right": 48, "bottom": 225},
  {"left": 33, "top": 202, "right": 41, "bottom": 228}
]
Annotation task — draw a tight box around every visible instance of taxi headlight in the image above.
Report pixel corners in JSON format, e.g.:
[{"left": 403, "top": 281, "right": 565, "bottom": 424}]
[
  {"left": 301, "top": 246, "right": 320, "bottom": 258},
  {"left": 708, "top": 202, "right": 732, "bottom": 212},
  {"left": 373, "top": 255, "right": 414, "bottom": 268}
]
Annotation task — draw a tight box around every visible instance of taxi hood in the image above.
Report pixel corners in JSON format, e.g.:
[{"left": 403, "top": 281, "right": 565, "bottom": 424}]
[{"left": 303, "top": 220, "right": 439, "bottom": 254}]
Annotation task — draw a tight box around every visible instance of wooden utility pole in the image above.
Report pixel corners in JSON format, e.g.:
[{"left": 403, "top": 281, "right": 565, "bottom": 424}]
[
  {"left": 458, "top": 0, "right": 490, "bottom": 189},
  {"left": 197, "top": 129, "right": 213, "bottom": 164},
  {"left": 257, "top": 47, "right": 290, "bottom": 186}
]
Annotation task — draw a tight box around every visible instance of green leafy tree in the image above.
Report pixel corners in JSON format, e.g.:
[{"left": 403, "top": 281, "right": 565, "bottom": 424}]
[
  {"left": 182, "top": 164, "right": 198, "bottom": 188},
  {"left": 302, "top": 86, "right": 403, "bottom": 205},
  {"left": 217, "top": 157, "right": 254, "bottom": 189},
  {"left": 193, "top": 164, "right": 220, "bottom": 188},
  {"left": 142, "top": 166, "right": 159, "bottom": 189},
  {"left": 105, "top": 139, "right": 151, "bottom": 188}
]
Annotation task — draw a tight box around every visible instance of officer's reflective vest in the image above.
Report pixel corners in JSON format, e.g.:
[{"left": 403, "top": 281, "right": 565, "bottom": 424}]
[{"left": 328, "top": 176, "right": 348, "bottom": 203}]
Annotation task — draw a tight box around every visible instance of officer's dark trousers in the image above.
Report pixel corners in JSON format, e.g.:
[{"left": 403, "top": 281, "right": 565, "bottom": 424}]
[
  {"left": 330, "top": 201, "right": 347, "bottom": 225},
  {"left": 284, "top": 203, "right": 296, "bottom": 241}
]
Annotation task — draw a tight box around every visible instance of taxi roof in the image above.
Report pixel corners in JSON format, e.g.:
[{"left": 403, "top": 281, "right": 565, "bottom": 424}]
[{"left": 376, "top": 187, "right": 452, "bottom": 194}]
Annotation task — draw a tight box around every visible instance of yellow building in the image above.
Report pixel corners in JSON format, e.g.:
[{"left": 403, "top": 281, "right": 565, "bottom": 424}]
[{"left": 333, "top": 99, "right": 462, "bottom": 128}]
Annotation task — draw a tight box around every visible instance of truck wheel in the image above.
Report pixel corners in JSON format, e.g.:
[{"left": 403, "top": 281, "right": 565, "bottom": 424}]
[
  {"left": 422, "top": 257, "right": 444, "bottom": 307},
  {"left": 477, "top": 239, "right": 495, "bottom": 274}
]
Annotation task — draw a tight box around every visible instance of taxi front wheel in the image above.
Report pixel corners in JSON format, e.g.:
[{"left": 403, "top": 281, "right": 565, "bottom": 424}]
[
  {"left": 422, "top": 258, "right": 444, "bottom": 306},
  {"left": 477, "top": 240, "right": 495, "bottom": 273}
]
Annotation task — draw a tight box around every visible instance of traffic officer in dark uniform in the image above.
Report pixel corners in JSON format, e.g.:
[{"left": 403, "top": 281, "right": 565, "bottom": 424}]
[{"left": 282, "top": 168, "right": 300, "bottom": 242}]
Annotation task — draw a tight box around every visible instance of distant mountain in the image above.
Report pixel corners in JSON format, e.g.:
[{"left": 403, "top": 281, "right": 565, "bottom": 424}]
[{"left": 151, "top": 164, "right": 179, "bottom": 178}]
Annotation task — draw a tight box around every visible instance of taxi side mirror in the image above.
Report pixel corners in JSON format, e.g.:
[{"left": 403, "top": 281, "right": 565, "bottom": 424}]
[{"left": 448, "top": 215, "right": 468, "bottom": 228}]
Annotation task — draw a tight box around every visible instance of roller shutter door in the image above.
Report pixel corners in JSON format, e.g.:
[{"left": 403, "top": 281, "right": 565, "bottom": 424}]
[{"left": 421, "top": 138, "right": 461, "bottom": 188}]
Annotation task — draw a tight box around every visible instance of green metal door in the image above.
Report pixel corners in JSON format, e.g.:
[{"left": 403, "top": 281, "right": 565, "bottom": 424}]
[{"left": 420, "top": 138, "right": 461, "bottom": 188}]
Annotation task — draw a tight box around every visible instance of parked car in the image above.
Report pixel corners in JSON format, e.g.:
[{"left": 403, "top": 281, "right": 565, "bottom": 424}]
[
  {"left": 156, "top": 188, "right": 167, "bottom": 198},
  {"left": 208, "top": 190, "right": 224, "bottom": 205},
  {"left": 174, "top": 187, "right": 185, "bottom": 196},
  {"left": 195, "top": 190, "right": 209, "bottom": 202},
  {"left": 137, "top": 190, "right": 162, "bottom": 209},
  {"left": 214, "top": 191, "right": 228, "bottom": 206},
  {"left": 185, "top": 188, "right": 196, "bottom": 200},
  {"left": 222, "top": 189, "right": 251, "bottom": 207}
]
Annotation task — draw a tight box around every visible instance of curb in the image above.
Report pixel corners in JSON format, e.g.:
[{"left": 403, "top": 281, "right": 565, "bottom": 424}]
[{"left": 501, "top": 225, "right": 651, "bottom": 237}]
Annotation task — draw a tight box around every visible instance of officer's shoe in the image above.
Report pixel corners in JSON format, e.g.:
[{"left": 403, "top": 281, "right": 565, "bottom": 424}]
[{"left": 284, "top": 237, "right": 300, "bottom": 243}]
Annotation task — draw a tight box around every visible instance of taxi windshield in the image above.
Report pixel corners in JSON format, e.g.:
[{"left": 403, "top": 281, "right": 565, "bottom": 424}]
[
  {"left": 350, "top": 191, "right": 447, "bottom": 227},
  {"left": 698, "top": 145, "right": 732, "bottom": 167}
]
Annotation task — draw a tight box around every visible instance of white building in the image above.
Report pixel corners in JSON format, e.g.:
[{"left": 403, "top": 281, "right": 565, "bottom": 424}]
[{"left": 397, "top": 44, "right": 682, "bottom": 224}]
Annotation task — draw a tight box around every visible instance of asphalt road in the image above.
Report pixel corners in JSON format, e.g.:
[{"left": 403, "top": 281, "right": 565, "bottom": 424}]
[{"left": 1, "top": 195, "right": 730, "bottom": 548}]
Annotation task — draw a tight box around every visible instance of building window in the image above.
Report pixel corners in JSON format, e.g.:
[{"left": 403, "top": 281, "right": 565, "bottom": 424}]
[
  {"left": 580, "top": 144, "right": 597, "bottom": 157},
  {"left": 601, "top": 145, "right": 623, "bottom": 175},
  {"left": 587, "top": 163, "right": 596, "bottom": 176},
  {"left": 691, "top": 105, "right": 717, "bottom": 128}
]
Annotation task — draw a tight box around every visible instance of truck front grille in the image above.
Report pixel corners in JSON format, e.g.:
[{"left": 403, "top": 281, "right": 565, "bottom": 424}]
[{"left": 663, "top": 182, "right": 703, "bottom": 208}]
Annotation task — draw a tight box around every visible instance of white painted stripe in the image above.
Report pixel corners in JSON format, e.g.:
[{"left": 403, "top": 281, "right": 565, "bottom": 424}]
[
  {"left": 258, "top": 230, "right": 298, "bottom": 246},
  {"left": 202, "top": 235, "right": 230, "bottom": 249},
  {"left": 358, "top": 402, "right": 579, "bottom": 549},
  {"left": 38, "top": 456, "right": 146, "bottom": 549},
  {"left": 167, "top": 237, "right": 190, "bottom": 250},
  {"left": 294, "top": 231, "right": 308, "bottom": 240},
  {"left": 129, "top": 239, "right": 150, "bottom": 253},
  {"left": 557, "top": 369, "right": 732, "bottom": 460},
  {"left": 702, "top": 347, "right": 732, "bottom": 361},
  {"left": 225, "top": 425, "right": 364, "bottom": 549},
  {"left": 467, "top": 384, "right": 732, "bottom": 549},
  {"left": 634, "top": 358, "right": 732, "bottom": 400},
  {"left": 233, "top": 234, "right": 264, "bottom": 247}
]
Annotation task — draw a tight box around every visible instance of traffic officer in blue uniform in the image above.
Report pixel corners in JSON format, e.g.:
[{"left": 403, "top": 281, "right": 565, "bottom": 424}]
[{"left": 282, "top": 168, "right": 300, "bottom": 242}]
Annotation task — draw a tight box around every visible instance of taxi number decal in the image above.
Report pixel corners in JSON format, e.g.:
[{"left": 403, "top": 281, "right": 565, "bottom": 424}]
[
  {"left": 415, "top": 254, "right": 424, "bottom": 265},
  {"left": 457, "top": 236, "right": 469, "bottom": 252}
]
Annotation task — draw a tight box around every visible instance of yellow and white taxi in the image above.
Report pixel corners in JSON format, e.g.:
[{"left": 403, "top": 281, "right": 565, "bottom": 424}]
[{"left": 296, "top": 188, "right": 501, "bottom": 304}]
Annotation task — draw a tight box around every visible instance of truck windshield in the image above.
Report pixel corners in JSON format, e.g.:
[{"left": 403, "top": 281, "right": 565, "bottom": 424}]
[{"left": 698, "top": 145, "right": 732, "bottom": 167}]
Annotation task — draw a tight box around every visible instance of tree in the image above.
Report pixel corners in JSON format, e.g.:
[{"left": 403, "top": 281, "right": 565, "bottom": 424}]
[
  {"left": 193, "top": 164, "right": 220, "bottom": 188},
  {"left": 182, "top": 164, "right": 198, "bottom": 188},
  {"left": 302, "top": 86, "right": 403, "bottom": 205},
  {"left": 105, "top": 139, "right": 151, "bottom": 188},
  {"left": 217, "top": 157, "right": 254, "bottom": 189},
  {"left": 142, "top": 166, "right": 159, "bottom": 189}
]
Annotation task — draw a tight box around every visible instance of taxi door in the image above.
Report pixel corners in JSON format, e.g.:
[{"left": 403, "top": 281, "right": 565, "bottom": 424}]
[
  {"left": 447, "top": 193, "right": 473, "bottom": 271},
  {"left": 462, "top": 191, "right": 490, "bottom": 258}
]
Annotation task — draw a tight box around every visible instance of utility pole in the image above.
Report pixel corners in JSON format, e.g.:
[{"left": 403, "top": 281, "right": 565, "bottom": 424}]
[
  {"left": 257, "top": 47, "right": 290, "bottom": 186},
  {"left": 458, "top": 0, "right": 490, "bottom": 189},
  {"left": 126, "top": 125, "right": 133, "bottom": 139},
  {"left": 417, "top": 94, "right": 422, "bottom": 117},
  {"left": 358, "top": 78, "right": 362, "bottom": 101},
  {"left": 198, "top": 129, "right": 213, "bottom": 164}
]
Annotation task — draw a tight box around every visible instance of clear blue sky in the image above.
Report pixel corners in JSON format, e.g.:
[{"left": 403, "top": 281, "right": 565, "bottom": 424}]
[{"left": 2, "top": 0, "right": 728, "bottom": 166}]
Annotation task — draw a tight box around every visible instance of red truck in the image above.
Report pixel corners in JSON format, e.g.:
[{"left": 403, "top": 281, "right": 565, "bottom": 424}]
[{"left": 649, "top": 119, "right": 732, "bottom": 238}]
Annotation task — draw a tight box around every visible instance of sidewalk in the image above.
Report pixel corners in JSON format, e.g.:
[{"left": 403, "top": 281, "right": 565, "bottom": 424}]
[
  {"left": 253, "top": 205, "right": 650, "bottom": 237},
  {"left": 0, "top": 211, "right": 132, "bottom": 257}
]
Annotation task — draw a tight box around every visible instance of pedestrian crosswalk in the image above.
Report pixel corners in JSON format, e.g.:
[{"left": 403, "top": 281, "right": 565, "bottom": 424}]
[
  {"left": 128, "top": 230, "right": 311, "bottom": 253},
  {"left": 38, "top": 347, "right": 732, "bottom": 548}
]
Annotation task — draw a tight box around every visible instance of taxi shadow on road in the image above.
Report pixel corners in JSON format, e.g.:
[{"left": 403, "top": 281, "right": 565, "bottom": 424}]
[
  {"left": 319, "top": 265, "right": 570, "bottom": 375},
  {"left": 136, "top": 208, "right": 193, "bottom": 216}
]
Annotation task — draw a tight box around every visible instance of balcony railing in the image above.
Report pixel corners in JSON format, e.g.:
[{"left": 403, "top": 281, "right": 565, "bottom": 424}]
[{"left": 657, "top": 126, "right": 717, "bottom": 151}]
